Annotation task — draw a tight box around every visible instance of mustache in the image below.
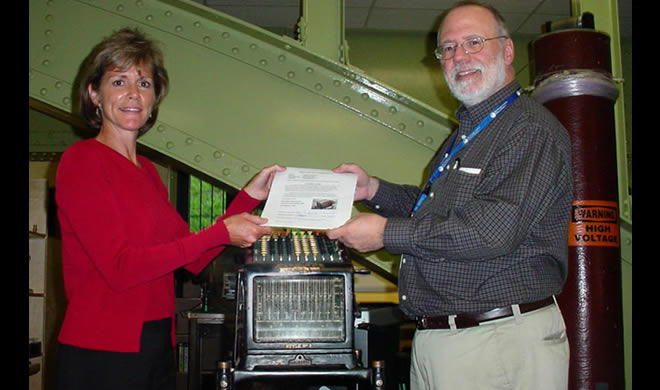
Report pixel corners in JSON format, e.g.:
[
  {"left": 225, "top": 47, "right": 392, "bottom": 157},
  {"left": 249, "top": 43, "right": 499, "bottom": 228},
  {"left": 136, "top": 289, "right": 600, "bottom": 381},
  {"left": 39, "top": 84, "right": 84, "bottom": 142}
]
[{"left": 449, "top": 62, "right": 485, "bottom": 81}]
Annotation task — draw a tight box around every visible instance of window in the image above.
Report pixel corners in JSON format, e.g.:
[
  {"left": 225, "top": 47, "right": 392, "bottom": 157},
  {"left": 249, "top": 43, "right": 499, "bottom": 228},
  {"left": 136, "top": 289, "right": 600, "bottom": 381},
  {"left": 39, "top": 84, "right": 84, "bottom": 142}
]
[{"left": 188, "top": 175, "right": 228, "bottom": 232}]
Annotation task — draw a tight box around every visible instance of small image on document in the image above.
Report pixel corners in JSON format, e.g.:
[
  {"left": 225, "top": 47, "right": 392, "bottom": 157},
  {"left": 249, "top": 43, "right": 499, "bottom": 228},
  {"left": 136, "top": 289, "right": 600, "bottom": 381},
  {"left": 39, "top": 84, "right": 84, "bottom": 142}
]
[{"left": 260, "top": 167, "right": 357, "bottom": 230}]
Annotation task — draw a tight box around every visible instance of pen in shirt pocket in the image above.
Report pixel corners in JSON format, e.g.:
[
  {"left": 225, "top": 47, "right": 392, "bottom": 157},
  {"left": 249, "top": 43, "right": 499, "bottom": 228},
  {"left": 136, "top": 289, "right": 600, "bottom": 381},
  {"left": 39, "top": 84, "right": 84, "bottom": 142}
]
[
  {"left": 452, "top": 159, "right": 482, "bottom": 174},
  {"left": 452, "top": 158, "right": 460, "bottom": 170}
]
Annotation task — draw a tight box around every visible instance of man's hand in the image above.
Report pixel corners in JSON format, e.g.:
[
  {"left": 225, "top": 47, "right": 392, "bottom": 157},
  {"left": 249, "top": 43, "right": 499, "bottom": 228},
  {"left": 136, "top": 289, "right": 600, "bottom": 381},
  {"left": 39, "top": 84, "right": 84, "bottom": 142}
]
[
  {"left": 332, "top": 163, "right": 379, "bottom": 201},
  {"left": 326, "top": 213, "right": 386, "bottom": 253}
]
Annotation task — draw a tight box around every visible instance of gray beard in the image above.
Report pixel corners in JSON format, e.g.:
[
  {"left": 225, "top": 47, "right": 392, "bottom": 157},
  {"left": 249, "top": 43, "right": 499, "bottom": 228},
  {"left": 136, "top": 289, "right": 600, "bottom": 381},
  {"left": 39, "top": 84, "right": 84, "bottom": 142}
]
[{"left": 444, "top": 51, "right": 507, "bottom": 107}]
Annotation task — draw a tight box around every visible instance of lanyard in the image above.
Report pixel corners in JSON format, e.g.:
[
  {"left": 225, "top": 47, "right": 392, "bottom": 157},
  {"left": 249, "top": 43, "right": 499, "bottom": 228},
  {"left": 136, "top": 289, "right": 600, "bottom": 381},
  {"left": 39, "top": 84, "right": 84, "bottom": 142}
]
[{"left": 411, "top": 89, "right": 521, "bottom": 214}]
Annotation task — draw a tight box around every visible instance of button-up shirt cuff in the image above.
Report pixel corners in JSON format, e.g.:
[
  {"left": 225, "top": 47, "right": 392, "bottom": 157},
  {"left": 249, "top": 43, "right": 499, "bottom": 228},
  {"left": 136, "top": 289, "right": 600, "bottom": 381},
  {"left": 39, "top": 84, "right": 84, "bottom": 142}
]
[
  {"left": 383, "top": 216, "right": 415, "bottom": 255},
  {"left": 362, "top": 179, "right": 398, "bottom": 214}
]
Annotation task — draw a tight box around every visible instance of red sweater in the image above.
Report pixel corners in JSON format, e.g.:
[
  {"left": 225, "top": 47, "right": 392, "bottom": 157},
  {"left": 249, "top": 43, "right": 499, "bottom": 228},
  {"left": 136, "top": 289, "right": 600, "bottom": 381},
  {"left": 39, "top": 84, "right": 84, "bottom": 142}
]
[{"left": 56, "top": 139, "right": 260, "bottom": 352}]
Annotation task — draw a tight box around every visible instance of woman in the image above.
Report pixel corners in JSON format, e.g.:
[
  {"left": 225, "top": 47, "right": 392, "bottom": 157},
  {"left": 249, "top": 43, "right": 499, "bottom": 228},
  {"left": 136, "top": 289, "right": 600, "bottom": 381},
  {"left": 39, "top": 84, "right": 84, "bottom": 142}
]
[{"left": 55, "top": 28, "right": 283, "bottom": 389}]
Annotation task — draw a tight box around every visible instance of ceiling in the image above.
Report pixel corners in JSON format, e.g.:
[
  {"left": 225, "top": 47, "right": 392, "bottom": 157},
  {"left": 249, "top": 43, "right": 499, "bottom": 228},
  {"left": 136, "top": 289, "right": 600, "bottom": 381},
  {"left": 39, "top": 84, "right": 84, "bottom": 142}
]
[{"left": 191, "top": 0, "right": 632, "bottom": 38}]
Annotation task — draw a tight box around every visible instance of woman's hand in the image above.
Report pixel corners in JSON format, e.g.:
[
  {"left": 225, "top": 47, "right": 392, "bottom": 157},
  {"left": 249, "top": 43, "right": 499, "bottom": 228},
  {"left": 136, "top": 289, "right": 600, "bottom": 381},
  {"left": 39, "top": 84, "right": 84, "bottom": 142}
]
[
  {"left": 244, "top": 164, "right": 287, "bottom": 201},
  {"left": 223, "top": 213, "right": 272, "bottom": 248},
  {"left": 332, "top": 163, "right": 379, "bottom": 201}
]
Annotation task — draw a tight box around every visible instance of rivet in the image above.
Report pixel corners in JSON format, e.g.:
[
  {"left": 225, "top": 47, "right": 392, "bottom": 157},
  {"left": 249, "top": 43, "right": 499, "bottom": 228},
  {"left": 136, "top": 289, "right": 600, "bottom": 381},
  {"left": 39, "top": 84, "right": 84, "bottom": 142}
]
[
  {"left": 249, "top": 43, "right": 257, "bottom": 50},
  {"left": 166, "top": 141, "right": 174, "bottom": 149},
  {"left": 306, "top": 67, "right": 314, "bottom": 73},
  {"left": 278, "top": 55, "right": 286, "bottom": 62},
  {"left": 213, "top": 151, "right": 224, "bottom": 159},
  {"left": 193, "top": 21, "right": 201, "bottom": 28},
  {"left": 361, "top": 93, "right": 369, "bottom": 101},
  {"left": 43, "top": 44, "right": 51, "bottom": 52},
  {"left": 222, "top": 32, "right": 230, "bottom": 39},
  {"left": 259, "top": 59, "right": 267, "bottom": 66},
  {"left": 232, "top": 47, "right": 239, "bottom": 54},
  {"left": 370, "top": 109, "right": 379, "bottom": 117},
  {"left": 194, "top": 155, "right": 202, "bottom": 163},
  {"left": 62, "top": 97, "right": 71, "bottom": 106},
  {"left": 40, "top": 88, "right": 48, "bottom": 96},
  {"left": 287, "top": 71, "right": 295, "bottom": 79},
  {"left": 185, "top": 137, "right": 193, "bottom": 145},
  {"left": 398, "top": 123, "right": 407, "bottom": 131},
  {"left": 314, "top": 83, "right": 323, "bottom": 91},
  {"left": 389, "top": 106, "right": 397, "bottom": 114},
  {"left": 203, "top": 36, "right": 211, "bottom": 44},
  {"left": 222, "top": 168, "right": 231, "bottom": 176},
  {"left": 45, "top": 29, "right": 53, "bottom": 37},
  {"left": 417, "top": 120, "right": 424, "bottom": 127},
  {"left": 241, "top": 165, "right": 250, "bottom": 173},
  {"left": 175, "top": 25, "right": 183, "bottom": 33},
  {"left": 333, "top": 80, "right": 341, "bottom": 87},
  {"left": 157, "top": 125, "right": 166, "bottom": 132},
  {"left": 42, "top": 59, "right": 50, "bottom": 67},
  {"left": 136, "top": 1, "right": 144, "bottom": 7},
  {"left": 425, "top": 136, "right": 434, "bottom": 144},
  {"left": 116, "top": 5, "right": 124, "bottom": 12},
  {"left": 342, "top": 96, "right": 351, "bottom": 104},
  {"left": 165, "top": 10, "right": 173, "bottom": 17},
  {"left": 45, "top": 14, "right": 53, "bottom": 22},
  {"left": 145, "top": 15, "right": 153, "bottom": 22}
]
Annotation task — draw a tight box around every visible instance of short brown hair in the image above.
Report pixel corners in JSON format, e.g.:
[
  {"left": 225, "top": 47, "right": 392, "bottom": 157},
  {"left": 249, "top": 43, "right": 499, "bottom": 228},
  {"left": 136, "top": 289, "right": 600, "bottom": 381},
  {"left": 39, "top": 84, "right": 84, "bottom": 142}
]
[{"left": 78, "top": 27, "right": 169, "bottom": 137}]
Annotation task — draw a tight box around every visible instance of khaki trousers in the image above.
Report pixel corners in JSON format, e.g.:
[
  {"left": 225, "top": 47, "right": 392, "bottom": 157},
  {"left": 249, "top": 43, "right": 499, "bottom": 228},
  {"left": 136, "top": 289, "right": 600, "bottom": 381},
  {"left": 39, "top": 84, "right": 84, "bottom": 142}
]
[{"left": 410, "top": 301, "right": 569, "bottom": 390}]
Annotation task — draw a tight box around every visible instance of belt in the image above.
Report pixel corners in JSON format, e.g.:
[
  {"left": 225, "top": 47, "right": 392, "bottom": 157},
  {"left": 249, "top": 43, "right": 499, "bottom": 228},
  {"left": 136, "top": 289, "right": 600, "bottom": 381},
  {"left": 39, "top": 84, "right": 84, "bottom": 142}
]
[{"left": 416, "top": 297, "right": 555, "bottom": 330}]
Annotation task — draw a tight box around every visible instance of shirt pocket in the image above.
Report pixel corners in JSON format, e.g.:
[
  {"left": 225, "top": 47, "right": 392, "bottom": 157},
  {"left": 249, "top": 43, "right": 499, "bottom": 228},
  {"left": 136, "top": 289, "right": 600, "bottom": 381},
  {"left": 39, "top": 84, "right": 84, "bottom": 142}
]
[{"left": 434, "top": 167, "right": 483, "bottom": 209}]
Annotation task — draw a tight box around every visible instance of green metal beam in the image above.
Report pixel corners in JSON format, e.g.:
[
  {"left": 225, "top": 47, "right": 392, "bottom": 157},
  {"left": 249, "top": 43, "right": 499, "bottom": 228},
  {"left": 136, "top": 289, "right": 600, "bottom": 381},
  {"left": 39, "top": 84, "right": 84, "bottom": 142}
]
[
  {"left": 297, "top": 0, "right": 349, "bottom": 64},
  {"left": 29, "top": 0, "right": 455, "bottom": 275},
  {"left": 29, "top": 0, "right": 453, "bottom": 190}
]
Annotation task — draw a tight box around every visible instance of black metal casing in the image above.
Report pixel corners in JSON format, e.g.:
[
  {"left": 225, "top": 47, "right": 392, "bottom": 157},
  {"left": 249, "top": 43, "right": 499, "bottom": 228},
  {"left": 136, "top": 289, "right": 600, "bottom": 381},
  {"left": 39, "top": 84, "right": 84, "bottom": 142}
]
[{"left": 234, "top": 233, "right": 358, "bottom": 371}]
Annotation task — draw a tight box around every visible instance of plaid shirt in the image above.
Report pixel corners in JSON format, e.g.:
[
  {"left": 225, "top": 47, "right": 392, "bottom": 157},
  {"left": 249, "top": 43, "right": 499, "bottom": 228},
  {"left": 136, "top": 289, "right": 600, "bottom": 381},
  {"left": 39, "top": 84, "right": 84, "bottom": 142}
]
[{"left": 364, "top": 81, "right": 573, "bottom": 317}]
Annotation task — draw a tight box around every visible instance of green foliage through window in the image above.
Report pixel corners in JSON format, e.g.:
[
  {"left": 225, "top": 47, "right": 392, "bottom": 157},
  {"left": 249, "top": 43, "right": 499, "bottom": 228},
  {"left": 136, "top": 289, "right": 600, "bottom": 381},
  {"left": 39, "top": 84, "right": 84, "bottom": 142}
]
[{"left": 188, "top": 175, "right": 227, "bottom": 232}]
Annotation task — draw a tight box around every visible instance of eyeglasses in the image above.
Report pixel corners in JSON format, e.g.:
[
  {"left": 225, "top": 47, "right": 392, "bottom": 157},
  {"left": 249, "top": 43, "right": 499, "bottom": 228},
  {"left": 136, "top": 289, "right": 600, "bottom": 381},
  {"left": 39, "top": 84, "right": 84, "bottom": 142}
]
[{"left": 434, "top": 35, "right": 508, "bottom": 61}]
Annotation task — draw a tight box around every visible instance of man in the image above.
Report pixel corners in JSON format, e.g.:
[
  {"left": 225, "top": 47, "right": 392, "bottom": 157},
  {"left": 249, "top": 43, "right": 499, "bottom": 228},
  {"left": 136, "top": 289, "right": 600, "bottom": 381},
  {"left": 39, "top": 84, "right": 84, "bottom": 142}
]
[{"left": 327, "top": 1, "right": 572, "bottom": 389}]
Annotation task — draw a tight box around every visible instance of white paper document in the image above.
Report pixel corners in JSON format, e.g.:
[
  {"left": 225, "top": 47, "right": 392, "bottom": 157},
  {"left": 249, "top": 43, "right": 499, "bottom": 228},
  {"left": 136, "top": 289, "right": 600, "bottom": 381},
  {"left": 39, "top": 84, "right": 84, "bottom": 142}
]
[{"left": 260, "top": 167, "right": 357, "bottom": 230}]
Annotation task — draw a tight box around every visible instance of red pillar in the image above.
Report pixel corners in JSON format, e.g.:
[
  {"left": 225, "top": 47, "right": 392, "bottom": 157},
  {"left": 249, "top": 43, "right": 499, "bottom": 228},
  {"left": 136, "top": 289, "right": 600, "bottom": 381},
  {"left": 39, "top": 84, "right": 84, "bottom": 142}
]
[{"left": 532, "top": 30, "right": 624, "bottom": 390}]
